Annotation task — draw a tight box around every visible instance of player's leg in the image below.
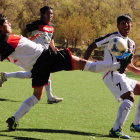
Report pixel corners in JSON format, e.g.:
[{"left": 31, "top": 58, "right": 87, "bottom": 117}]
[
  {"left": 5, "top": 71, "right": 31, "bottom": 78},
  {"left": 130, "top": 82, "right": 140, "bottom": 132},
  {"left": 6, "top": 86, "right": 44, "bottom": 131},
  {"left": 50, "top": 48, "right": 130, "bottom": 73},
  {"left": 104, "top": 73, "right": 134, "bottom": 139},
  {"left": 109, "top": 92, "right": 133, "bottom": 139},
  {"left": 72, "top": 53, "right": 132, "bottom": 73},
  {"left": 0, "top": 71, "right": 31, "bottom": 87},
  {"left": 112, "top": 91, "right": 134, "bottom": 128},
  {"left": 53, "top": 49, "right": 120, "bottom": 73},
  {"left": 45, "top": 78, "right": 63, "bottom": 104},
  {"left": 72, "top": 55, "right": 120, "bottom": 72},
  {"left": 6, "top": 59, "right": 53, "bottom": 131}
]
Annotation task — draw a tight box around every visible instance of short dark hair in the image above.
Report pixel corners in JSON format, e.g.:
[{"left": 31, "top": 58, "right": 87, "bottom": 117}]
[
  {"left": 0, "top": 14, "right": 7, "bottom": 26},
  {"left": 117, "top": 14, "right": 132, "bottom": 24},
  {"left": 40, "top": 6, "right": 53, "bottom": 15}
]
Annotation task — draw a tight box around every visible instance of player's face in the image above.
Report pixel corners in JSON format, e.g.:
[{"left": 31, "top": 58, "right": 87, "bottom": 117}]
[
  {"left": 43, "top": 9, "right": 53, "bottom": 23},
  {"left": 117, "top": 20, "right": 132, "bottom": 37},
  {"left": 0, "top": 20, "right": 12, "bottom": 34}
]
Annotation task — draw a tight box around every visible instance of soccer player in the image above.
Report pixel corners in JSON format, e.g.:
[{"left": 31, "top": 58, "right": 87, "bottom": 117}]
[
  {"left": 0, "top": 6, "right": 63, "bottom": 104},
  {"left": 84, "top": 14, "right": 140, "bottom": 139},
  {"left": 0, "top": 14, "right": 129, "bottom": 131}
]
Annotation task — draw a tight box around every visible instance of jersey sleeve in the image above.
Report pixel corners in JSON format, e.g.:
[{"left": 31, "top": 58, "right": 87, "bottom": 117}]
[{"left": 95, "top": 33, "right": 116, "bottom": 48}]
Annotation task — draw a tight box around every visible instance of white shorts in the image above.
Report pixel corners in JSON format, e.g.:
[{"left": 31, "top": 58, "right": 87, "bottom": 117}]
[{"left": 103, "top": 71, "right": 137, "bottom": 101}]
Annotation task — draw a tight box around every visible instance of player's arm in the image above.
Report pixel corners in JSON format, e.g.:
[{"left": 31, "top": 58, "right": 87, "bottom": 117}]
[
  {"left": 127, "top": 63, "right": 140, "bottom": 76},
  {"left": 28, "top": 33, "right": 42, "bottom": 41},
  {"left": 49, "top": 39, "right": 58, "bottom": 51},
  {"left": 22, "top": 27, "right": 42, "bottom": 41},
  {"left": 22, "top": 21, "right": 37, "bottom": 38},
  {"left": 84, "top": 41, "right": 97, "bottom": 60}
]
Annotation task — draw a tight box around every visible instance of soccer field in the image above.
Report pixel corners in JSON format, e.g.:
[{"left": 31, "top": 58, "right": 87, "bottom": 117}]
[{"left": 0, "top": 62, "right": 140, "bottom": 140}]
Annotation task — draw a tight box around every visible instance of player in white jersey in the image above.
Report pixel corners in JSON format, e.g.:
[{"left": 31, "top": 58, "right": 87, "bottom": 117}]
[
  {"left": 0, "top": 14, "right": 130, "bottom": 131},
  {"left": 84, "top": 14, "right": 140, "bottom": 139},
  {"left": 0, "top": 6, "right": 63, "bottom": 104}
]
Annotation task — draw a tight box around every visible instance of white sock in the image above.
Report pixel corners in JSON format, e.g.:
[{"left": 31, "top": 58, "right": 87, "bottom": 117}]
[
  {"left": 133, "top": 100, "right": 140, "bottom": 125},
  {"left": 45, "top": 80, "right": 54, "bottom": 100},
  {"left": 5, "top": 71, "right": 31, "bottom": 79},
  {"left": 113, "top": 99, "right": 133, "bottom": 131},
  {"left": 83, "top": 61, "right": 120, "bottom": 73},
  {"left": 14, "top": 95, "right": 38, "bottom": 122}
]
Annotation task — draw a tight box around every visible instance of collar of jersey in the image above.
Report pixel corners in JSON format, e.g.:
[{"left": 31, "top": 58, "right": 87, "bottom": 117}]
[{"left": 118, "top": 31, "right": 128, "bottom": 39}]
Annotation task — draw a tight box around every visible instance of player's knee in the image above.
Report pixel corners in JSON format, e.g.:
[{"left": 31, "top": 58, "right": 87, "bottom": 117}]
[
  {"left": 37, "top": 96, "right": 42, "bottom": 101},
  {"left": 33, "top": 94, "right": 42, "bottom": 101},
  {"left": 129, "top": 96, "right": 135, "bottom": 103},
  {"left": 72, "top": 55, "right": 86, "bottom": 70},
  {"left": 121, "top": 91, "right": 135, "bottom": 103},
  {"left": 34, "top": 91, "right": 43, "bottom": 100},
  {"left": 33, "top": 86, "right": 44, "bottom": 99}
]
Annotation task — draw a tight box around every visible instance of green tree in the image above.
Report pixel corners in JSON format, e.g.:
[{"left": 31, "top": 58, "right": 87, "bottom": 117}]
[{"left": 58, "top": 15, "right": 92, "bottom": 48}]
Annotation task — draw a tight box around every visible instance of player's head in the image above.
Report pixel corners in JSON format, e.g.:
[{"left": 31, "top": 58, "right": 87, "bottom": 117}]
[
  {"left": 117, "top": 14, "right": 132, "bottom": 37},
  {"left": 40, "top": 6, "right": 53, "bottom": 23},
  {"left": 0, "top": 14, "right": 12, "bottom": 35}
]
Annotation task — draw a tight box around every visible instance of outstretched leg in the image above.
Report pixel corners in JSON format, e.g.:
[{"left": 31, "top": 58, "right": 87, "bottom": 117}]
[{"left": 72, "top": 55, "right": 120, "bottom": 72}]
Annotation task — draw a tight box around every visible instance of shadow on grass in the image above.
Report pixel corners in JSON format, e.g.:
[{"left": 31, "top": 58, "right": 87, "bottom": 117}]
[
  {"left": 130, "top": 135, "right": 140, "bottom": 139},
  {"left": 0, "top": 98, "right": 21, "bottom": 102},
  {"left": 17, "top": 128, "right": 109, "bottom": 138},
  {"left": 0, "top": 133, "right": 43, "bottom": 140}
]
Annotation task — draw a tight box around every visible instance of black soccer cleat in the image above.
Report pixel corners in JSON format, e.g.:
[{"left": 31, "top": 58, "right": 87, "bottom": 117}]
[
  {"left": 117, "top": 53, "right": 133, "bottom": 74},
  {"left": 6, "top": 116, "right": 17, "bottom": 131},
  {"left": 130, "top": 123, "right": 140, "bottom": 133},
  {"left": 109, "top": 128, "right": 131, "bottom": 139}
]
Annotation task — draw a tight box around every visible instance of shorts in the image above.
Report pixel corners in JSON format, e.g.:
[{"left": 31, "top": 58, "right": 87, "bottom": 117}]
[
  {"left": 103, "top": 71, "right": 137, "bottom": 101},
  {"left": 31, "top": 48, "right": 73, "bottom": 88}
]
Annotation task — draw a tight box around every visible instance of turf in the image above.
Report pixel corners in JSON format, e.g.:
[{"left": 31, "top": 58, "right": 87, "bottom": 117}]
[{"left": 0, "top": 61, "right": 140, "bottom": 140}]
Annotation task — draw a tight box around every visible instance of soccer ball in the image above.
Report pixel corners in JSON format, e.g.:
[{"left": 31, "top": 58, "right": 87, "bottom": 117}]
[{"left": 108, "top": 37, "right": 127, "bottom": 56}]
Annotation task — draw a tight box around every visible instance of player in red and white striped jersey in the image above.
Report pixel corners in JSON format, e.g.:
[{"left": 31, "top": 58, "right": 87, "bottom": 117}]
[
  {"left": 1, "top": 6, "right": 62, "bottom": 104},
  {"left": 0, "top": 14, "right": 126, "bottom": 131}
]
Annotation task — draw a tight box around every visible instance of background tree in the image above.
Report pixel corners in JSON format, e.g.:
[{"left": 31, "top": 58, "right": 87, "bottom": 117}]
[
  {"left": 57, "top": 15, "right": 92, "bottom": 48},
  {"left": 0, "top": 0, "right": 140, "bottom": 55}
]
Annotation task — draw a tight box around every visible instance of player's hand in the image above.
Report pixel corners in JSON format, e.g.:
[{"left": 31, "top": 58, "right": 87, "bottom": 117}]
[
  {"left": 29, "top": 33, "right": 42, "bottom": 41},
  {"left": 53, "top": 47, "right": 58, "bottom": 51},
  {"left": 52, "top": 47, "right": 58, "bottom": 54}
]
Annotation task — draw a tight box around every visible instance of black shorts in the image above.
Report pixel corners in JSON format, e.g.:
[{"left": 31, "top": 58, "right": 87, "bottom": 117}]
[{"left": 31, "top": 48, "right": 73, "bottom": 88}]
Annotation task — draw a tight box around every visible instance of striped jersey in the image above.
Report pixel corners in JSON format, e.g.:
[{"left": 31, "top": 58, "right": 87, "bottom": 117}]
[
  {"left": 0, "top": 33, "right": 44, "bottom": 71},
  {"left": 26, "top": 20, "right": 55, "bottom": 49},
  {"left": 95, "top": 31, "right": 135, "bottom": 75}
]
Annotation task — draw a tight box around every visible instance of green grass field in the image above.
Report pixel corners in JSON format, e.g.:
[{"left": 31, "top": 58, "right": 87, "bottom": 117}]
[{"left": 0, "top": 62, "right": 140, "bottom": 140}]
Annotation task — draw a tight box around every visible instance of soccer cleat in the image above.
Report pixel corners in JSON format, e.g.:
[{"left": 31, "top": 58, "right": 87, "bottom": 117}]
[
  {"left": 117, "top": 53, "right": 133, "bottom": 74},
  {"left": 130, "top": 123, "right": 140, "bottom": 133},
  {"left": 0, "top": 72, "right": 7, "bottom": 87},
  {"left": 109, "top": 128, "right": 131, "bottom": 139},
  {"left": 47, "top": 96, "right": 63, "bottom": 104},
  {"left": 6, "top": 116, "right": 17, "bottom": 131}
]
